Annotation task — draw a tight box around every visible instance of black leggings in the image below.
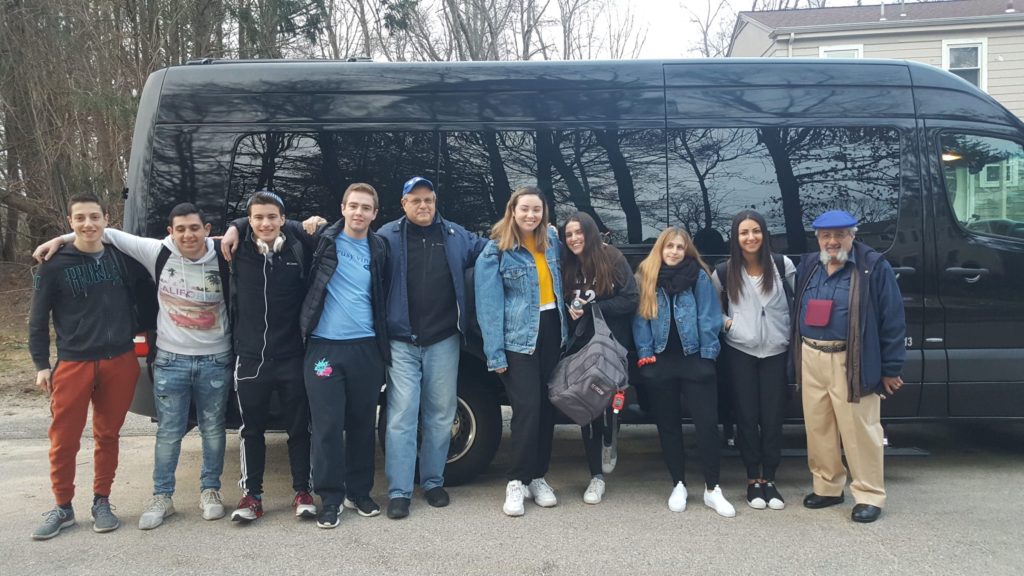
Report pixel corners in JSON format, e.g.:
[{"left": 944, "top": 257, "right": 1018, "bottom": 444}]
[
  {"left": 580, "top": 408, "right": 614, "bottom": 477},
  {"left": 644, "top": 351, "right": 721, "bottom": 489},
  {"left": 499, "top": 309, "right": 561, "bottom": 483},
  {"left": 725, "top": 344, "right": 787, "bottom": 481}
]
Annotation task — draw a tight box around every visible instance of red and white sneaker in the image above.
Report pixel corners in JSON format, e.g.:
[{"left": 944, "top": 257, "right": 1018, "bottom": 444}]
[
  {"left": 293, "top": 491, "right": 317, "bottom": 519},
  {"left": 230, "top": 495, "right": 264, "bottom": 522}
]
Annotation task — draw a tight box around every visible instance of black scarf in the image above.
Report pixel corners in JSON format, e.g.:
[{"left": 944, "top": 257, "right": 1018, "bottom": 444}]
[{"left": 657, "top": 259, "right": 700, "bottom": 295}]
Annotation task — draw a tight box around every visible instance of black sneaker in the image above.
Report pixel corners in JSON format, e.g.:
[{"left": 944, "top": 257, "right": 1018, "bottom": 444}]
[
  {"left": 425, "top": 487, "right": 450, "bottom": 508},
  {"left": 764, "top": 482, "right": 785, "bottom": 510},
  {"left": 387, "top": 497, "right": 410, "bottom": 519},
  {"left": 343, "top": 496, "right": 381, "bottom": 518},
  {"left": 316, "top": 504, "right": 340, "bottom": 529},
  {"left": 746, "top": 482, "right": 767, "bottom": 510}
]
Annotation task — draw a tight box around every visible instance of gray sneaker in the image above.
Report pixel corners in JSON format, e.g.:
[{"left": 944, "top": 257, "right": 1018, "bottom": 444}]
[
  {"left": 138, "top": 495, "right": 175, "bottom": 530},
  {"left": 31, "top": 506, "right": 76, "bottom": 540},
  {"left": 200, "top": 489, "right": 225, "bottom": 520},
  {"left": 91, "top": 497, "right": 120, "bottom": 533}
]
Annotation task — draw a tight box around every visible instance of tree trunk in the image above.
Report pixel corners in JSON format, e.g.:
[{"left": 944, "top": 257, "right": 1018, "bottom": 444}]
[
  {"left": 594, "top": 129, "right": 641, "bottom": 243},
  {"left": 759, "top": 128, "right": 806, "bottom": 253},
  {"left": 482, "top": 132, "right": 511, "bottom": 216}
]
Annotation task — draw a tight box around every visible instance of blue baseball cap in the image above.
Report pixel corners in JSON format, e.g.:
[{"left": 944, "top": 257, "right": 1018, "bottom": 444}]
[
  {"left": 402, "top": 176, "right": 434, "bottom": 196},
  {"left": 812, "top": 210, "right": 858, "bottom": 229}
]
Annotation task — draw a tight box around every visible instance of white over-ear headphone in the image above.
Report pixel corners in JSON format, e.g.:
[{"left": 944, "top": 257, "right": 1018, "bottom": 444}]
[{"left": 255, "top": 233, "right": 286, "bottom": 254}]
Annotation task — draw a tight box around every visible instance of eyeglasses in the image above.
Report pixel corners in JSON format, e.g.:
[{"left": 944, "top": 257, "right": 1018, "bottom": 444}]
[{"left": 816, "top": 230, "right": 852, "bottom": 241}]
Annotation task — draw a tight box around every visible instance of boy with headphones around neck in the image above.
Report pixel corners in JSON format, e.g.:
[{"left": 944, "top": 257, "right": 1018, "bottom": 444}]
[{"left": 221, "top": 191, "right": 318, "bottom": 523}]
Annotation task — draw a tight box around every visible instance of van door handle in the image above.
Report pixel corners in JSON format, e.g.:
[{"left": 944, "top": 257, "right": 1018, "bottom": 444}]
[
  {"left": 944, "top": 267, "right": 990, "bottom": 284},
  {"left": 891, "top": 266, "right": 915, "bottom": 278}
]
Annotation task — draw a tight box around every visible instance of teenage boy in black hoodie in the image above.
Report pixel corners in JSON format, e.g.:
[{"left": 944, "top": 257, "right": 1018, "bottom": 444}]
[
  {"left": 28, "top": 195, "right": 145, "bottom": 540},
  {"left": 220, "top": 191, "right": 318, "bottom": 522}
]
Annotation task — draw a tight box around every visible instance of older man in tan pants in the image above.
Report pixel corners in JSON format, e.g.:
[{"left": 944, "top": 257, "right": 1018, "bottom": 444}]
[{"left": 792, "top": 210, "right": 906, "bottom": 524}]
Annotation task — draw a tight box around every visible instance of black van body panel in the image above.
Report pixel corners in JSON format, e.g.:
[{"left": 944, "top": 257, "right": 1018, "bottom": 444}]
[
  {"left": 665, "top": 61, "right": 916, "bottom": 120},
  {"left": 123, "top": 58, "right": 1024, "bottom": 422}
]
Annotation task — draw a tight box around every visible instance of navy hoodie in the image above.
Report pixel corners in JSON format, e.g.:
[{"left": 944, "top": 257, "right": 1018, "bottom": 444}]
[{"left": 29, "top": 244, "right": 142, "bottom": 369}]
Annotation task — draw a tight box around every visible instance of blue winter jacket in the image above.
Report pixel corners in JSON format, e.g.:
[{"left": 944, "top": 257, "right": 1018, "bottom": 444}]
[
  {"left": 632, "top": 269, "right": 723, "bottom": 360},
  {"left": 474, "top": 227, "right": 569, "bottom": 372},
  {"left": 792, "top": 240, "right": 906, "bottom": 397},
  {"left": 378, "top": 214, "right": 487, "bottom": 342}
]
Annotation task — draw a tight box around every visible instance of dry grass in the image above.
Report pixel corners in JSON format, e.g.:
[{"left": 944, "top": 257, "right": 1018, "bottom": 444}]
[{"left": 0, "top": 262, "right": 49, "bottom": 409}]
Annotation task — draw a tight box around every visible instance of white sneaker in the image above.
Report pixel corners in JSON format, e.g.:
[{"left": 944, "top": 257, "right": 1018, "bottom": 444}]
[
  {"left": 528, "top": 478, "right": 558, "bottom": 508},
  {"left": 503, "top": 481, "right": 525, "bottom": 517},
  {"left": 601, "top": 443, "right": 618, "bottom": 474},
  {"left": 583, "top": 478, "right": 605, "bottom": 505},
  {"left": 668, "top": 482, "right": 688, "bottom": 512},
  {"left": 200, "top": 489, "right": 225, "bottom": 520},
  {"left": 139, "top": 495, "right": 175, "bottom": 530},
  {"left": 704, "top": 485, "right": 736, "bottom": 518}
]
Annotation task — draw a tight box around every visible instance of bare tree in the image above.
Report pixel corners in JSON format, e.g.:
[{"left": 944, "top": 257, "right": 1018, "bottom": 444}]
[{"left": 686, "top": 0, "right": 734, "bottom": 58}]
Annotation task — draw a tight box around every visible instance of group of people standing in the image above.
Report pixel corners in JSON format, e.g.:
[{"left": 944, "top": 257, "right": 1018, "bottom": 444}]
[
  {"left": 26, "top": 178, "right": 906, "bottom": 541},
  {"left": 473, "top": 188, "right": 905, "bottom": 523}
]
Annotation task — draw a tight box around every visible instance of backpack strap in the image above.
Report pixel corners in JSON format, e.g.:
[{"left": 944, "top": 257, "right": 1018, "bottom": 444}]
[
  {"left": 715, "top": 260, "right": 730, "bottom": 315},
  {"left": 771, "top": 253, "right": 794, "bottom": 304},
  {"left": 154, "top": 245, "right": 172, "bottom": 283},
  {"left": 212, "top": 239, "right": 234, "bottom": 323}
]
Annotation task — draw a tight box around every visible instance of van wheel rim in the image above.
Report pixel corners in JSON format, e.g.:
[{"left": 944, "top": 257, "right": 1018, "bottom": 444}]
[{"left": 448, "top": 397, "right": 476, "bottom": 463}]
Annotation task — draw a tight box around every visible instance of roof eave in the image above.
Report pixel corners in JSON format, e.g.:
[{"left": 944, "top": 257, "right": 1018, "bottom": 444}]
[{"left": 762, "top": 13, "right": 1024, "bottom": 37}]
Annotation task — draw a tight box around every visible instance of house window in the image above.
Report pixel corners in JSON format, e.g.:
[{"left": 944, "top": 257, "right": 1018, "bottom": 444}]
[
  {"left": 819, "top": 45, "right": 863, "bottom": 58},
  {"left": 942, "top": 39, "right": 987, "bottom": 91}
]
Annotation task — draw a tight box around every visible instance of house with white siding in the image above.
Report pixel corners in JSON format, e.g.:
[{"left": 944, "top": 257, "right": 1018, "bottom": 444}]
[{"left": 727, "top": 0, "right": 1024, "bottom": 118}]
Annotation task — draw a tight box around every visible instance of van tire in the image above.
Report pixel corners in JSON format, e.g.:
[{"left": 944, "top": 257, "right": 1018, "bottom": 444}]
[
  {"left": 376, "top": 373, "right": 502, "bottom": 487},
  {"left": 444, "top": 378, "right": 502, "bottom": 486}
]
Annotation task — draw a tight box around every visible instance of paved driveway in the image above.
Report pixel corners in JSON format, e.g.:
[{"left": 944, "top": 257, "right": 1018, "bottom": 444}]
[{"left": 1, "top": 418, "right": 1022, "bottom": 576}]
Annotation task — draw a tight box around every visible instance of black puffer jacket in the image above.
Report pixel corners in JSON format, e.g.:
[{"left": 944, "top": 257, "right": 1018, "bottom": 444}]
[{"left": 299, "top": 219, "right": 390, "bottom": 364}]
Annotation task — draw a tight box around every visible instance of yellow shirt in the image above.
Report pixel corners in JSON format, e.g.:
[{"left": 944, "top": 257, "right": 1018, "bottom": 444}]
[{"left": 523, "top": 234, "right": 556, "bottom": 307}]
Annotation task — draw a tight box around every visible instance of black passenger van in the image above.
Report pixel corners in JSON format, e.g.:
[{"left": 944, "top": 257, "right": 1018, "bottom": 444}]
[{"left": 124, "top": 58, "right": 1024, "bottom": 485}]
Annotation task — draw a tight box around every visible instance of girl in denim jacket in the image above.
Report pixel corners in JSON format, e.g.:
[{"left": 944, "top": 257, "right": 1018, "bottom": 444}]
[
  {"left": 475, "top": 187, "right": 568, "bottom": 517},
  {"left": 633, "top": 227, "right": 735, "bottom": 517}
]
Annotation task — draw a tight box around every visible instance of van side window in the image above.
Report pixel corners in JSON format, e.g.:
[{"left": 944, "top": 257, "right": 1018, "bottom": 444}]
[
  {"left": 227, "top": 131, "right": 438, "bottom": 225},
  {"left": 667, "top": 127, "right": 901, "bottom": 255},
  {"left": 941, "top": 133, "right": 1024, "bottom": 242},
  {"left": 441, "top": 130, "right": 666, "bottom": 244}
]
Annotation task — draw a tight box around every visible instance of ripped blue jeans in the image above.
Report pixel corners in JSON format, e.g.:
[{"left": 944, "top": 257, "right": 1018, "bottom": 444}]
[{"left": 152, "top": 349, "right": 232, "bottom": 496}]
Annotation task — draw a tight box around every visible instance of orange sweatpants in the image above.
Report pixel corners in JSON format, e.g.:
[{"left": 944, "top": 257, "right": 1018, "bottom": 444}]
[{"left": 48, "top": 350, "right": 139, "bottom": 505}]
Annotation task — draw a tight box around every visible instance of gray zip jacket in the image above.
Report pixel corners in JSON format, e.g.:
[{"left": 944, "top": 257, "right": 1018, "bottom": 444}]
[{"left": 711, "top": 256, "right": 795, "bottom": 358}]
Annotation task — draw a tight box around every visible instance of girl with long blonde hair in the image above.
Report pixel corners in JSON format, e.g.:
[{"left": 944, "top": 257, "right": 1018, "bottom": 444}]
[
  {"left": 632, "top": 227, "right": 735, "bottom": 517},
  {"left": 474, "top": 186, "right": 569, "bottom": 517}
]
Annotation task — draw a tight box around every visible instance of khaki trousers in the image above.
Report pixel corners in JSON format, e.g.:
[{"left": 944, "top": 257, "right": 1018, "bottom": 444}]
[{"left": 801, "top": 339, "right": 886, "bottom": 507}]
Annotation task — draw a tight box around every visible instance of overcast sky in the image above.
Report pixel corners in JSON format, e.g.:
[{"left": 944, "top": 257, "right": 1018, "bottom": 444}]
[{"left": 632, "top": 0, "right": 865, "bottom": 59}]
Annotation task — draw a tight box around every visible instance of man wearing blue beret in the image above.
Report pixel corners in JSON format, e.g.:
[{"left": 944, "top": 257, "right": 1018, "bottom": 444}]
[{"left": 792, "top": 210, "right": 906, "bottom": 523}]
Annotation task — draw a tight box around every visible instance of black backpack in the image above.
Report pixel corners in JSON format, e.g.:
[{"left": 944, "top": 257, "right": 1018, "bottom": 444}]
[{"left": 110, "top": 246, "right": 159, "bottom": 334}]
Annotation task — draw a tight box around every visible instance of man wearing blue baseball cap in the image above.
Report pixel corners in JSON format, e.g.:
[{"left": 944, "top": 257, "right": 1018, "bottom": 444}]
[
  {"left": 792, "top": 210, "right": 906, "bottom": 524},
  {"left": 377, "top": 176, "right": 487, "bottom": 519}
]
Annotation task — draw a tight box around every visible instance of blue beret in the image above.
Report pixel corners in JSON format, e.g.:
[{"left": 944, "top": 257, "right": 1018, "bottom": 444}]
[
  {"left": 812, "top": 210, "right": 858, "bottom": 229},
  {"left": 402, "top": 176, "right": 434, "bottom": 196}
]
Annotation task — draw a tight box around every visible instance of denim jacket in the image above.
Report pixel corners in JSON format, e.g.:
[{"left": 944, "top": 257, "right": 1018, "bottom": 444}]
[
  {"left": 474, "top": 227, "right": 569, "bottom": 371},
  {"left": 632, "top": 270, "right": 723, "bottom": 360}
]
